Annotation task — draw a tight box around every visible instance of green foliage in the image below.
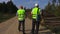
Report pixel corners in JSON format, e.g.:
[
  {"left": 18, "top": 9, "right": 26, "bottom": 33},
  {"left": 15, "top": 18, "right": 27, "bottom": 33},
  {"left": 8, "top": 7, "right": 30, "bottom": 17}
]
[
  {"left": 0, "top": 1, "right": 18, "bottom": 14},
  {"left": 44, "top": 0, "right": 60, "bottom": 17}
]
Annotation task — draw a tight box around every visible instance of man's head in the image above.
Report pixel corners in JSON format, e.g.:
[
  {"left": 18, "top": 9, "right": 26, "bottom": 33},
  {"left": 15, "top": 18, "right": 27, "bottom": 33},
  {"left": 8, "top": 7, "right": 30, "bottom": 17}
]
[
  {"left": 20, "top": 6, "right": 23, "bottom": 9},
  {"left": 34, "top": 3, "right": 39, "bottom": 7}
]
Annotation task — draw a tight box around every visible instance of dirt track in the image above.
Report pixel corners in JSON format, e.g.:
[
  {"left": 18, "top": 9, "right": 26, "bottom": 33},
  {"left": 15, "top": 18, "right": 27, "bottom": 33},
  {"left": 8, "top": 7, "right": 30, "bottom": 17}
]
[{"left": 0, "top": 16, "right": 53, "bottom": 34}]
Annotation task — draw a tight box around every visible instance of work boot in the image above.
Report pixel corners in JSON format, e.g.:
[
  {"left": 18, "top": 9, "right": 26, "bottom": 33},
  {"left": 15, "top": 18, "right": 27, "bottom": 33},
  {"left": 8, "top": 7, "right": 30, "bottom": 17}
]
[{"left": 18, "top": 29, "right": 21, "bottom": 31}]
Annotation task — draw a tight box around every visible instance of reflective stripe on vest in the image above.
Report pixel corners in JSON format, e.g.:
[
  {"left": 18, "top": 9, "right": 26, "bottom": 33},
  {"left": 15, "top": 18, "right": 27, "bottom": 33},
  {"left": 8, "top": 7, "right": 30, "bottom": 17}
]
[
  {"left": 18, "top": 14, "right": 24, "bottom": 21},
  {"left": 32, "top": 14, "right": 37, "bottom": 19}
]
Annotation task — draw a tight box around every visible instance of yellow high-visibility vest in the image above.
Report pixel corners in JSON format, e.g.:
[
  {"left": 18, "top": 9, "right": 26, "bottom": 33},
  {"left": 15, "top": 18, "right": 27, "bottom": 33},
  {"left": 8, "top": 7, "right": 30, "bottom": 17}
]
[
  {"left": 31, "top": 7, "right": 40, "bottom": 19},
  {"left": 17, "top": 9, "right": 25, "bottom": 21}
]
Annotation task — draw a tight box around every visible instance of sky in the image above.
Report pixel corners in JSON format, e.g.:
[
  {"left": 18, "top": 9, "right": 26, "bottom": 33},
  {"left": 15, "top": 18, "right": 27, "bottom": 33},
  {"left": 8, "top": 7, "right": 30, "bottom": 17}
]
[{"left": 0, "top": 0, "right": 49, "bottom": 9}]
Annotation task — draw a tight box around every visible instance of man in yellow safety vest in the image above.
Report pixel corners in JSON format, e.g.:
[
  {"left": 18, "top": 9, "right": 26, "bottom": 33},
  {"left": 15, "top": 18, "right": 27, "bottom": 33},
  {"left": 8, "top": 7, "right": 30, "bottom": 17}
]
[{"left": 17, "top": 6, "right": 25, "bottom": 34}]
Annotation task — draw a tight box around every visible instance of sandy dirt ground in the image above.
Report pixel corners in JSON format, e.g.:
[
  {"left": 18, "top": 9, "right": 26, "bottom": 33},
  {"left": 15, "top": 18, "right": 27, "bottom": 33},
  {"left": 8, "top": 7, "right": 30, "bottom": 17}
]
[{"left": 0, "top": 17, "right": 53, "bottom": 34}]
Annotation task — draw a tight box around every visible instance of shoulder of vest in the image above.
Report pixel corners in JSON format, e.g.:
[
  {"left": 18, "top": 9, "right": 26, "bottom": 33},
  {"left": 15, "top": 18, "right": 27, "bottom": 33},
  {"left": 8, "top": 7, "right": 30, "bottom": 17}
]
[{"left": 38, "top": 8, "right": 40, "bottom": 9}]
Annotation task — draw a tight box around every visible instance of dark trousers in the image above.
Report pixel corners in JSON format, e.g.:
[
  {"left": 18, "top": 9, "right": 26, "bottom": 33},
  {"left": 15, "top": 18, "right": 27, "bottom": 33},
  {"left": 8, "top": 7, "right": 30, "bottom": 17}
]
[
  {"left": 18, "top": 20, "right": 25, "bottom": 34},
  {"left": 31, "top": 19, "right": 40, "bottom": 34}
]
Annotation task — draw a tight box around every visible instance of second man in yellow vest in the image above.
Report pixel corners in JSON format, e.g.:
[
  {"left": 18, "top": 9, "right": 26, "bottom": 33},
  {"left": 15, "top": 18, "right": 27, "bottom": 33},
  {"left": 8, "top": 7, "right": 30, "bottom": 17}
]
[{"left": 31, "top": 3, "right": 41, "bottom": 34}]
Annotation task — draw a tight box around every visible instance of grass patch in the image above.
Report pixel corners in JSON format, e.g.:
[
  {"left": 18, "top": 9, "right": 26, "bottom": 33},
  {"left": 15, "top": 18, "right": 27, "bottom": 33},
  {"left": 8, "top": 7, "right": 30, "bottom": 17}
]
[
  {"left": 46, "top": 25, "right": 60, "bottom": 34},
  {"left": 0, "top": 13, "right": 15, "bottom": 23}
]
